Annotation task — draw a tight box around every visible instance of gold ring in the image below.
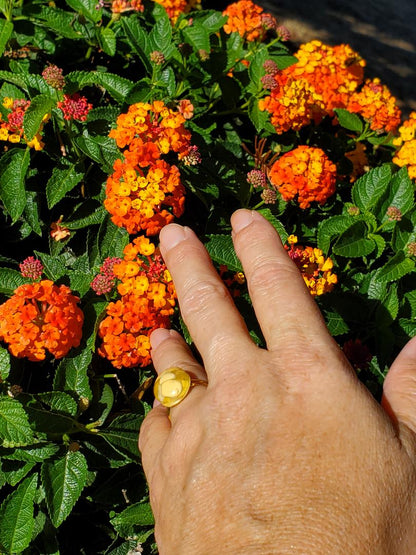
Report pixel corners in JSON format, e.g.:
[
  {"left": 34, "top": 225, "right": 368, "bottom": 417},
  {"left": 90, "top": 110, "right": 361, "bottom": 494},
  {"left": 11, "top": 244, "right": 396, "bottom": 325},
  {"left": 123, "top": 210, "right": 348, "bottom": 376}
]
[{"left": 154, "top": 367, "right": 207, "bottom": 408}]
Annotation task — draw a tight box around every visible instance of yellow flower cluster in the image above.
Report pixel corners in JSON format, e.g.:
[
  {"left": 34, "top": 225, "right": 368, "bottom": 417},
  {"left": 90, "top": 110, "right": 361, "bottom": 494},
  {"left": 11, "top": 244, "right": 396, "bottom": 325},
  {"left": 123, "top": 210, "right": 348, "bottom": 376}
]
[
  {"left": 393, "top": 112, "right": 416, "bottom": 179},
  {"left": 0, "top": 97, "right": 48, "bottom": 150}
]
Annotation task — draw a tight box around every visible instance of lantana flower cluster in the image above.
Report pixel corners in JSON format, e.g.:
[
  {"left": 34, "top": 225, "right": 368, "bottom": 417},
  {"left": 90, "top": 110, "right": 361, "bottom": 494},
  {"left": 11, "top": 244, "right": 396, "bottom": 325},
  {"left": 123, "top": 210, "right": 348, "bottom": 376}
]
[
  {"left": 110, "top": 0, "right": 199, "bottom": 21},
  {"left": 268, "top": 146, "right": 337, "bottom": 209},
  {"left": 222, "top": 0, "right": 279, "bottom": 42},
  {"left": 0, "top": 97, "right": 47, "bottom": 150},
  {"left": 285, "top": 236, "right": 338, "bottom": 297},
  {"left": 392, "top": 112, "right": 416, "bottom": 179},
  {"left": 0, "top": 280, "right": 84, "bottom": 361},
  {"left": 105, "top": 100, "right": 196, "bottom": 235},
  {"left": 97, "top": 237, "right": 177, "bottom": 368},
  {"left": 259, "top": 39, "right": 401, "bottom": 135}
]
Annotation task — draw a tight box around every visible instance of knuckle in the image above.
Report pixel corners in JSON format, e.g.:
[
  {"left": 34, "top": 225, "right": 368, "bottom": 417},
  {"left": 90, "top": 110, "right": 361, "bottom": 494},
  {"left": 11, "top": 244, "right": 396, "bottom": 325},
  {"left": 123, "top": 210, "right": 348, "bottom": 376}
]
[
  {"left": 180, "top": 278, "right": 229, "bottom": 319},
  {"left": 248, "top": 257, "right": 299, "bottom": 292}
]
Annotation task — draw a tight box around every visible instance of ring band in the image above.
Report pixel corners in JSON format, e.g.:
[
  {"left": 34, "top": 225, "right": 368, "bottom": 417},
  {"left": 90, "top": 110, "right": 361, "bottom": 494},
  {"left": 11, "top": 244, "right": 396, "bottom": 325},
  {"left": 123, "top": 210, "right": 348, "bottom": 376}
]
[{"left": 154, "top": 367, "right": 207, "bottom": 408}]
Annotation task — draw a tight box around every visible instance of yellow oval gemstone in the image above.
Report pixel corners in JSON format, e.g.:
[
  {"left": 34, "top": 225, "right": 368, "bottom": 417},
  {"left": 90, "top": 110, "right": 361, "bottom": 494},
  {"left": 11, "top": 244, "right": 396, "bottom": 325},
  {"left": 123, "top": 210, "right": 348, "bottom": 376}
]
[{"left": 154, "top": 368, "right": 192, "bottom": 408}]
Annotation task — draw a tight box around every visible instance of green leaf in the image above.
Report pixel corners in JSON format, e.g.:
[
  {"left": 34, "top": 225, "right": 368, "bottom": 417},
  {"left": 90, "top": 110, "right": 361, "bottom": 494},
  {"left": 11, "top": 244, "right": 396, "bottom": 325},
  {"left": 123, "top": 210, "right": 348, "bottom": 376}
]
[
  {"left": 99, "top": 215, "right": 129, "bottom": 260},
  {"left": 248, "top": 48, "right": 267, "bottom": 92},
  {"left": 205, "top": 234, "right": 243, "bottom": 273},
  {"left": 110, "top": 502, "right": 154, "bottom": 537},
  {"left": 74, "top": 135, "right": 120, "bottom": 172},
  {"left": 351, "top": 164, "right": 392, "bottom": 213},
  {"left": 369, "top": 234, "right": 386, "bottom": 258},
  {"left": 0, "top": 346, "right": 11, "bottom": 381},
  {"left": 379, "top": 284, "right": 399, "bottom": 322},
  {"left": 378, "top": 167, "right": 415, "bottom": 221},
  {"left": 28, "top": 5, "right": 83, "bottom": 39},
  {"left": 66, "top": 205, "right": 107, "bottom": 229},
  {"left": 317, "top": 215, "right": 356, "bottom": 254},
  {"left": 65, "top": 0, "right": 102, "bottom": 22},
  {"left": 0, "top": 19, "right": 13, "bottom": 57},
  {"left": 0, "top": 397, "right": 34, "bottom": 448},
  {"left": 377, "top": 252, "right": 415, "bottom": 283},
  {"left": 159, "top": 66, "right": 176, "bottom": 96},
  {"left": 149, "top": 3, "right": 173, "bottom": 57},
  {"left": 68, "top": 269, "right": 93, "bottom": 297},
  {"left": 46, "top": 162, "right": 83, "bottom": 209},
  {"left": 248, "top": 97, "right": 269, "bottom": 133},
  {"left": 226, "top": 32, "right": 244, "bottom": 69},
  {"left": 0, "top": 70, "right": 28, "bottom": 93},
  {"left": 23, "top": 93, "right": 55, "bottom": 141},
  {"left": 258, "top": 208, "right": 288, "bottom": 243},
  {"left": 334, "top": 108, "right": 364, "bottom": 133},
  {"left": 54, "top": 348, "right": 93, "bottom": 401},
  {"left": 323, "top": 310, "right": 349, "bottom": 336},
  {"left": 96, "top": 72, "right": 135, "bottom": 102},
  {"left": 121, "top": 16, "right": 152, "bottom": 73},
  {"left": 97, "top": 26, "right": 116, "bottom": 56},
  {"left": 0, "top": 473, "right": 37, "bottom": 554},
  {"left": 0, "top": 267, "right": 28, "bottom": 295},
  {"left": 0, "top": 442, "right": 59, "bottom": 463},
  {"left": 37, "top": 392, "right": 78, "bottom": 417},
  {"left": 42, "top": 450, "right": 88, "bottom": 527},
  {"left": 333, "top": 221, "right": 375, "bottom": 258},
  {"left": 182, "top": 24, "right": 210, "bottom": 53},
  {"left": 274, "top": 55, "right": 298, "bottom": 70},
  {"left": 1, "top": 459, "right": 36, "bottom": 486},
  {"left": 24, "top": 191, "right": 42, "bottom": 236},
  {"left": 33, "top": 252, "right": 66, "bottom": 281},
  {"left": 99, "top": 413, "right": 143, "bottom": 461},
  {"left": 0, "top": 147, "right": 30, "bottom": 222}
]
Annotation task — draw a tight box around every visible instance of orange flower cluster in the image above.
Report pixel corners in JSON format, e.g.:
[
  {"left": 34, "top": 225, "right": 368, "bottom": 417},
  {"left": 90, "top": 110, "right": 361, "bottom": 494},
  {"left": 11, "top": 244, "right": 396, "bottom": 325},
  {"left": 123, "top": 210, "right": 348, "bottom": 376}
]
[
  {"left": 0, "top": 97, "right": 47, "bottom": 150},
  {"left": 153, "top": 0, "right": 201, "bottom": 22},
  {"left": 285, "top": 236, "right": 337, "bottom": 296},
  {"left": 111, "top": 0, "right": 144, "bottom": 13},
  {"left": 269, "top": 146, "right": 337, "bottom": 209},
  {"left": 98, "top": 237, "right": 177, "bottom": 368},
  {"left": 0, "top": 280, "right": 84, "bottom": 361},
  {"left": 347, "top": 78, "right": 401, "bottom": 134},
  {"left": 223, "top": 0, "right": 277, "bottom": 42},
  {"left": 105, "top": 100, "right": 194, "bottom": 234},
  {"left": 392, "top": 112, "right": 416, "bottom": 179}
]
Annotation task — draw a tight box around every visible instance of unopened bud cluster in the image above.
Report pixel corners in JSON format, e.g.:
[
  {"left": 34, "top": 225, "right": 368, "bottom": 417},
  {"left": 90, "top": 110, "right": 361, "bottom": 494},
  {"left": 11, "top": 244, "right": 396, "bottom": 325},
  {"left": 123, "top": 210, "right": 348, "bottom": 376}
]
[
  {"left": 19, "top": 256, "right": 44, "bottom": 280},
  {"left": 91, "top": 256, "right": 122, "bottom": 295},
  {"left": 247, "top": 169, "right": 267, "bottom": 188},
  {"left": 42, "top": 64, "right": 65, "bottom": 90},
  {"left": 386, "top": 206, "right": 402, "bottom": 221}
]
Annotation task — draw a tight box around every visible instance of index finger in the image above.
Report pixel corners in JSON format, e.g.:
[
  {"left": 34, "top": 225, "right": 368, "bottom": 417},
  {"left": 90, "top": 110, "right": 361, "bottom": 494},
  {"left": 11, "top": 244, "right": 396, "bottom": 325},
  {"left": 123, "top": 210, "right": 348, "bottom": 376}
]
[{"left": 159, "top": 224, "right": 256, "bottom": 376}]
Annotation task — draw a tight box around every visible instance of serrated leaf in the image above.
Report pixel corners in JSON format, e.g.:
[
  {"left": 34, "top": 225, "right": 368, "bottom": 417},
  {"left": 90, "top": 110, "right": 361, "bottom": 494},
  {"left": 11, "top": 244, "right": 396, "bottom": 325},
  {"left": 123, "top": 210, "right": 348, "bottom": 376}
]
[
  {"left": 0, "top": 19, "right": 13, "bottom": 57},
  {"left": 24, "top": 191, "right": 42, "bottom": 236},
  {"left": 74, "top": 135, "right": 120, "bottom": 171},
  {"left": 333, "top": 221, "right": 375, "bottom": 258},
  {"left": 0, "top": 346, "right": 11, "bottom": 381},
  {"left": 0, "top": 267, "right": 28, "bottom": 295},
  {"left": 159, "top": 66, "right": 176, "bottom": 96},
  {"left": 323, "top": 310, "right": 349, "bottom": 336},
  {"left": 182, "top": 24, "right": 210, "bottom": 53},
  {"left": 0, "top": 147, "right": 30, "bottom": 222},
  {"left": 334, "top": 108, "right": 364, "bottom": 133},
  {"left": 23, "top": 94, "right": 55, "bottom": 141},
  {"left": 369, "top": 234, "right": 386, "bottom": 258},
  {"left": 195, "top": 10, "right": 227, "bottom": 33},
  {"left": 0, "top": 473, "right": 37, "bottom": 553},
  {"left": 121, "top": 16, "right": 152, "bottom": 73},
  {"left": 0, "top": 443, "right": 59, "bottom": 463},
  {"left": 149, "top": 3, "right": 172, "bottom": 57},
  {"left": 96, "top": 73, "right": 135, "bottom": 102},
  {"left": 380, "top": 284, "right": 399, "bottom": 321},
  {"left": 226, "top": 32, "right": 244, "bottom": 69},
  {"left": 66, "top": 205, "right": 107, "bottom": 229},
  {"left": 248, "top": 97, "right": 269, "bottom": 132},
  {"left": 29, "top": 5, "right": 83, "bottom": 39},
  {"left": 99, "top": 413, "right": 143, "bottom": 461},
  {"left": 33, "top": 252, "right": 66, "bottom": 281},
  {"left": 54, "top": 348, "right": 93, "bottom": 400},
  {"left": 378, "top": 167, "right": 415, "bottom": 221},
  {"left": 0, "top": 397, "right": 34, "bottom": 448},
  {"left": 37, "top": 392, "right": 78, "bottom": 417},
  {"left": 46, "top": 162, "right": 83, "bottom": 209},
  {"left": 377, "top": 252, "right": 415, "bottom": 283},
  {"left": 66, "top": 0, "right": 102, "bottom": 22},
  {"left": 317, "top": 214, "right": 356, "bottom": 253},
  {"left": 205, "top": 234, "right": 242, "bottom": 273},
  {"left": 274, "top": 55, "right": 298, "bottom": 70},
  {"left": 248, "top": 48, "right": 267, "bottom": 91},
  {"left": 97, "top": 26, "right": 116, "bottom": 56},
  {"left": 99, "top": 215, "right": 129, "bottom": 259},
  {"left": 68, "top": 269, "right": 94, "bottom": 296},
  {"left": 42, "top": 450, "right": 88, "bottom": 527},
  {"left": 351, "top": 164, "right": 392, "bottom": 213},
  {"left": 0, "top": 70, "right": 28, "bottom": 92},
  {"left": 110, "top": 502, "right": 154, "bottom": 537},
  {"left": 258, "top": 208, "right": 288, "bottom": 243}
]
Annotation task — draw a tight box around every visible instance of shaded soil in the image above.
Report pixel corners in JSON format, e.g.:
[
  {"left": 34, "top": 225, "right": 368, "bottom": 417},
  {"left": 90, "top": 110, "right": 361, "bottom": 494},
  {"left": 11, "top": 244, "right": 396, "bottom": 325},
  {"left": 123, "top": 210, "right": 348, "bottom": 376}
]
[{"left": 258, "top": 0, "right": 416, "bottom": 116}]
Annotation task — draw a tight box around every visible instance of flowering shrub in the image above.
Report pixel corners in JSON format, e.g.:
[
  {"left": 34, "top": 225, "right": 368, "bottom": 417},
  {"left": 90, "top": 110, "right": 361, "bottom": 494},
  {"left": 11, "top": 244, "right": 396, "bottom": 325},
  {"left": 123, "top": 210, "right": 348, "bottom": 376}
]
[{"left": 0, "top": 0, "right": 415, "bottom": 552}]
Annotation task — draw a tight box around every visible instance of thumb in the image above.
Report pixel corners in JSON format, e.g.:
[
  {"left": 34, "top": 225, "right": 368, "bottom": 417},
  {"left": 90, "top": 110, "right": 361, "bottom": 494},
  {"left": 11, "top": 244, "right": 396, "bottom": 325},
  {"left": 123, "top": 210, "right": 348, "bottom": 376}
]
[{"left": 382, "top": 336, "right": 416, "bottom": 435}]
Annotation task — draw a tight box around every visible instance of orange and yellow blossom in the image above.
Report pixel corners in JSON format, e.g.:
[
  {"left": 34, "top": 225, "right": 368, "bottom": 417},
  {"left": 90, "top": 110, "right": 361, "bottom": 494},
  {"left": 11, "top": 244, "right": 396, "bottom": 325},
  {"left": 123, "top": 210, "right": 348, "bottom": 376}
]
[
  {"left": 223, "top": 0, "right": 277, "bottom": 42},
  {"left": 153, "top": 0, "right": 201, "bottom": 23},
  {"left": 393, "top": 112, "right": 416, "bottom": 179},
  {"left": 347, "top": 78, "right": 401, "bottom": 134},
  {"left": 98, "top": 238, "right": 177, "bottom": 369},
  {"left": 268, "top": 146, "right": 337, "bottom": 209},
  {"left": 0, "top": 280, "right": 83, "bottom": 361},
  {"left": 285, "top": 238, "right": 337, "bottom": 296}
]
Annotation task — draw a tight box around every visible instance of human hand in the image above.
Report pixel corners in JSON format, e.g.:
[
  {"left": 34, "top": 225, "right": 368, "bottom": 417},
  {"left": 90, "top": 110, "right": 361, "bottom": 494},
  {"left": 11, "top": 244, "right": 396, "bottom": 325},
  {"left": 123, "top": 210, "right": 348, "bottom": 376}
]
[{"left": 139, "top": 209, "right": 416, "bottom": 554}]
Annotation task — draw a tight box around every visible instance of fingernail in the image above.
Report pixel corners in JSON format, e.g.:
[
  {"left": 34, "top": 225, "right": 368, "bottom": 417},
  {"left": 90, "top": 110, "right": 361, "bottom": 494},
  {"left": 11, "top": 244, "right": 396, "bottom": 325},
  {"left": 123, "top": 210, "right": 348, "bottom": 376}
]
[
  {"left": 159, "top": 224, "right": 188, "bottom": 253},
  {"left": 231, "top": 209, "right": 257, "bottom": 233},
  {"left": 150, "top": 328, "right": 172, "bottom": 349}
]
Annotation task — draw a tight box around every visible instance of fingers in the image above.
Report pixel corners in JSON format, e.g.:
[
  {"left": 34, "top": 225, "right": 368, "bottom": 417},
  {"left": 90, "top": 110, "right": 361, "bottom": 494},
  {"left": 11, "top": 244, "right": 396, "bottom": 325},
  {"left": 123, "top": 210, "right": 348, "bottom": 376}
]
[
  {"left": 159, "top": 224, "right": 255, "bottom": 377},
  {"left": 231, "top": 210, "right": 332, "bottom": 352},
  {"left": 139, "top": 404, "right": 170, "bottom": 482},
  {"left": 382, "top": 336, "right": 416, "bottom": 436}
]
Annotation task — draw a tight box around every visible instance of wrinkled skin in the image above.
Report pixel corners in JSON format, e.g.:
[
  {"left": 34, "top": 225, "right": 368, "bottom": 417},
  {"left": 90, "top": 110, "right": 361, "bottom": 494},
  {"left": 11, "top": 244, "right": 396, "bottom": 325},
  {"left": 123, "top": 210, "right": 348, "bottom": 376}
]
[{"left": 139, "top": 209, "right": 416, "bottom": 554}]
